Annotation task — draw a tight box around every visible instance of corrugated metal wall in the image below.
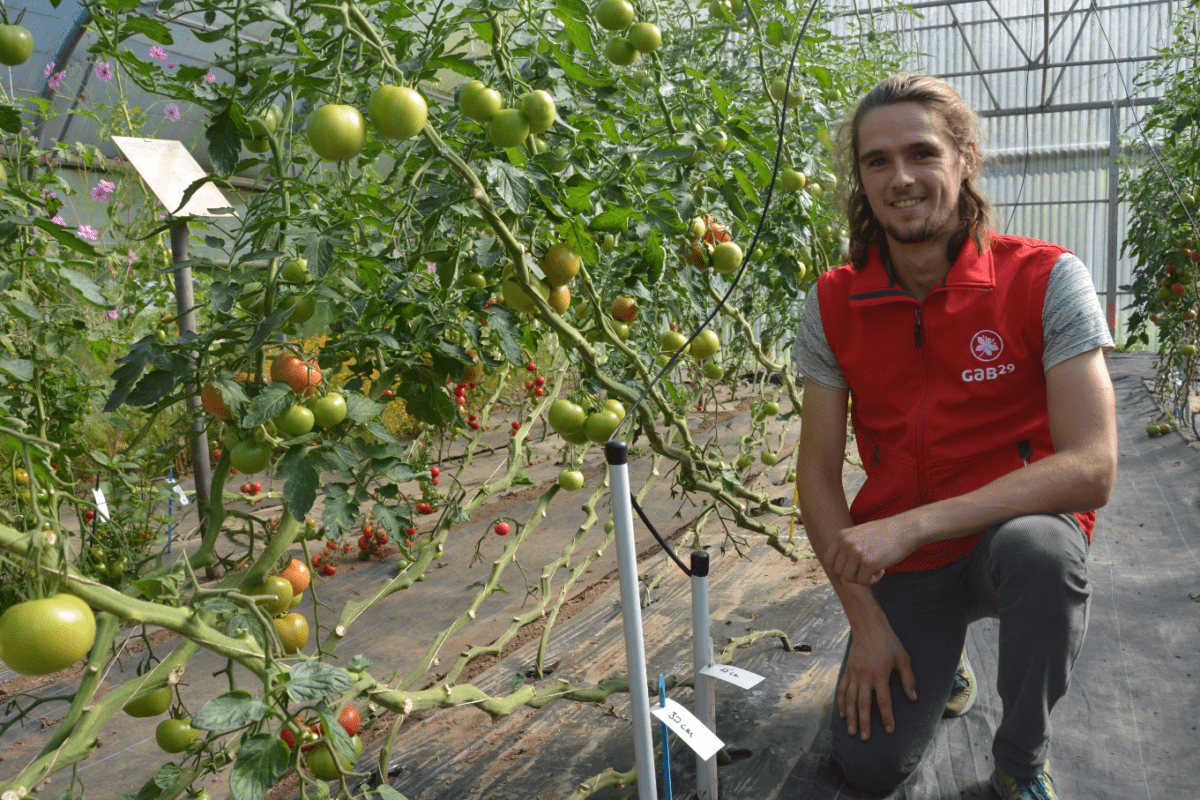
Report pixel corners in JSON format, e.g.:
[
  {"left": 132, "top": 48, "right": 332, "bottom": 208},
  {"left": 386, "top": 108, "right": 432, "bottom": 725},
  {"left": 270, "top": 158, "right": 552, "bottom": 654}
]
[{"left": 837, "top": 0, "right": 1186, "bottom": 346}]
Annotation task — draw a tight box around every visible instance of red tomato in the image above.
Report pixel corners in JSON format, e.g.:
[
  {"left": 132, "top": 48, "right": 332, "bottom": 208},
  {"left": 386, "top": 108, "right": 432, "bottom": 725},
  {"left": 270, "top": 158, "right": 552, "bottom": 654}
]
[{"left": 323, "top": 563, "right": 337, "bottom": 576}]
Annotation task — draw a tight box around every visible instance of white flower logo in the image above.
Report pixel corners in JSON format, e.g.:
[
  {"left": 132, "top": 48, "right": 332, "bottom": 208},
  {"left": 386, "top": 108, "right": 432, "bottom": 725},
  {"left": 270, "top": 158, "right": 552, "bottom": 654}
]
[{"left": 970, "top": 330, "right": 1004, "bottom": 362}]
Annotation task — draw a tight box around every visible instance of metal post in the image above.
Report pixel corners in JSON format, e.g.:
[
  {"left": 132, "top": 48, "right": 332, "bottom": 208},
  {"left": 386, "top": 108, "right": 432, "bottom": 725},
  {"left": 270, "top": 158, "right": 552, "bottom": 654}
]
[
  {"left": 690, "top": 550, "right": 718, "bottom": 799},
  {"left": 170, "top": 222, "right": 211, "bottom": 537},
  {"left": 1105, "top": 101, "right": 1121, "bottom": 337},
  {"left": 606, "top": 440, "right": 658, "bottom": 800}
]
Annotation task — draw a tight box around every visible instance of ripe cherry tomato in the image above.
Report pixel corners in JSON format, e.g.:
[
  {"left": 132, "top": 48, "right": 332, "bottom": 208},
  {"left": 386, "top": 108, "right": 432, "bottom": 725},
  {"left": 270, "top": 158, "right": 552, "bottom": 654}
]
[
  {"left": 323, "top": 563, "right": 337, "bottom": 576},
  {"left": 495, "top": 522, "right": 510, "bottom": 536}
]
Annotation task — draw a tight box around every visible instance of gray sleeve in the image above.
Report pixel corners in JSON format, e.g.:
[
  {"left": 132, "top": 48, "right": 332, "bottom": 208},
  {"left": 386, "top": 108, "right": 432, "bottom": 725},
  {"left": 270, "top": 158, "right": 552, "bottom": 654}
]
[
  {"left": 793, "top": 285, "right": 849, "bottom": 390},
  {"left": 1042, "top": 252, "right": 1116, "bottom": 371}
]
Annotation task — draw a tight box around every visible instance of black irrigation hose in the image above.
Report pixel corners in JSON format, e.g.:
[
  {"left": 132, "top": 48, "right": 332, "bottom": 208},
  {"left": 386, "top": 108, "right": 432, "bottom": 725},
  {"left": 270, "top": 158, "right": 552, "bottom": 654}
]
[{"left": 609, "top": 0, "right": 824, "bottom": 577}]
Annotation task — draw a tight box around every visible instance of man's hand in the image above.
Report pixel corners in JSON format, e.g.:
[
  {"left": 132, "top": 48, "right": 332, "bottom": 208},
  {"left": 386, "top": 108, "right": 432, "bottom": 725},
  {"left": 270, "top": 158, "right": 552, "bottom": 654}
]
[
  {"left": 839, "top": 619, "right": 918, "bottom": 740},
  {"left": 823, "top": 516, "right": 921, "bottom": 585}
]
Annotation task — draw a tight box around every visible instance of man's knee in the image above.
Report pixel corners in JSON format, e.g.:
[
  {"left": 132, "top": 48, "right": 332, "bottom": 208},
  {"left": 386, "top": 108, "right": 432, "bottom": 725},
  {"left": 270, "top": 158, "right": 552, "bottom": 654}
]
[{"left": 989, "top": 514, "right": 1089, "bottom": 589}]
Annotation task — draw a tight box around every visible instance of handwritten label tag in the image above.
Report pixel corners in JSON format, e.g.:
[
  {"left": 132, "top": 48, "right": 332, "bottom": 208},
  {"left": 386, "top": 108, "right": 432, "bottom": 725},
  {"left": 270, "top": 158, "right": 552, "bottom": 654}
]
[
  {"left": 650, "top": 698, "right": 722, "bottom": 760},
  {"left": 91, "top": 488, "right": 110, "bottom": 522},
  {"left": 699, "top": 663, "right": 765, "bottom": 690},
  {"left": 172, "top": 483, "right": 190, "bottom": 505}
]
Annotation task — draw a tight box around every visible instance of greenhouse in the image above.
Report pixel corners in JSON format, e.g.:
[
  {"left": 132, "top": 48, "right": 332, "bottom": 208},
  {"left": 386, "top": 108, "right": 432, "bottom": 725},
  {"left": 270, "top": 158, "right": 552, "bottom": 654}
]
[{"left": 0, "top": 0, "right": 1197, "bottom": 798}]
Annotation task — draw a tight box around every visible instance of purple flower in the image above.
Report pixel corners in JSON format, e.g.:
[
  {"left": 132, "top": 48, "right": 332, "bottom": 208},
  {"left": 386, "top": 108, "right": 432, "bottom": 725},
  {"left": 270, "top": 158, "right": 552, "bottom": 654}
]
[
  {"left": 42, "top": 190, "right": 57, "bottom": 200},
  {"left": 51, "top": 215, "right": 65, "bottom": 225},
  {"left": 203, "top": 71, "right": 215, "bottom": 83},
  {"left": 43, "top": 61, "right": 55, "bottom": 77},
  {"left": 91, "top": 179, "right": 116, "bottom": 202},
  {"left": 127, "top": 250, "right": 137, "bottom": 264},
  {"left": 95, "top": 62, "right": 114, "bottom": 82},
  {"left": 149, "top": 46, "right": 168, "bottom": 61},
  {"left": 165, "top": 103, "right": 181, "bottom": 122},
  {"left": 77, "top": 225, "right": 98, "bottom": 240},
  {"left": 167, "top": 63, "right": 177, "bottom": 69},
  {"left": 426, "top": 262, "right": 437, "bottom": 273},
  {"left": 106, "top": 310, "right": 119, "bottom": 320},
  {"left": 48, "top": 71, "right": 66, "bottom": 90}
]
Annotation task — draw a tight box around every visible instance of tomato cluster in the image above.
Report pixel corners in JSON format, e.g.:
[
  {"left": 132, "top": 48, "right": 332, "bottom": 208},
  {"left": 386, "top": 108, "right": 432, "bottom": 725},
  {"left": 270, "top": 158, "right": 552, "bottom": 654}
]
[{"left": 356, "top": 523, "right": 390, "bottom": 561}]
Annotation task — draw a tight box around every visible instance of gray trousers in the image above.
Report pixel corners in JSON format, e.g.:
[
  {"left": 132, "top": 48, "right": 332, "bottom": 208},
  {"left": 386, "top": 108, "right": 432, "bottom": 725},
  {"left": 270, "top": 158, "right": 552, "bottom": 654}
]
[{"left": 831, "top": 513, "right": 1092, "bottom": 793}]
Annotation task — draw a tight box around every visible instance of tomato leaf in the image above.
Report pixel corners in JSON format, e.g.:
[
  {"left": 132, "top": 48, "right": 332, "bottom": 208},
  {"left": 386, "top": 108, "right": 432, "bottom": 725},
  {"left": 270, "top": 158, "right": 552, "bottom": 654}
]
[
  {"left": 206, "top": 106, "right": 241, "bottom": 176},
  {"left": 732, "top": 168, "right": 760, "bottom": 207},
  {"left": 242, "top": 381, "right": 294, "bottom": 428},
  {"left": 302, "top": 236, "right": 336, "bottom": 280},
  {"left": 29, "top": 219, "right": 99, "bottom": 257},
  {"left": 126, "top": 369, "right": 176, "bottom": 407},
  {"left": 151, "top": 762, "right": 183, "bottom": 790},
  {"left": 0, "top": 356, "right": 33, "bottom": 382},
  {"left": 550, "top": 7, "right": 595, "bottom": 57},
  {"left": 0, "top": 103, "right": 21, "bottom": 134},
  {"left": 344, "top": 394, "right": 383, "bottom": 423},
  {"left": 192, "top": 690, "right": 266, "bottom": 731},
  {"left": 366, "top": 420, "right": 399, "bottom": 443},
  {"left": 57, "top": 267, "right": 110, "bottom": 306},
  {"left": 807, "top": 64, "right": 832, "bottom": 90},
  {"left": 485, "top": 305, "right": 524, "bottom": 365},
  {"left": 281, "top": 446, "right": 320, "bottom": 520},
  {"left": 286, "top": 662, "right": 354, "bottom": 702},
  {"left": 320, "top": 482, "right": 356, "bottom": 538},
  {"left": 485, "top": 160, "right": 531, "bottom": 215},
  {"left": 553, "top": 51, "right": 608, "bottom": 87},
  {"left": 375, "top": 786, "right": 412, "bottom": 800},
  {"left": 122, "top": 16, "right": 174, "bottom": 44},
  {"left": 380, "top": 461, "right": 418, "bottom": 483},
  {"left": 590, "top": 207, "right": 636, "bottom": 233},
  {"left": 229, "top": 734, "right": 289, "bottom": 800},
  {"left": 245, "top": 306, "right": 293, "bottom": 352},
  {"left": 511, "top": 469, "right": 534, "bottom": 486}
]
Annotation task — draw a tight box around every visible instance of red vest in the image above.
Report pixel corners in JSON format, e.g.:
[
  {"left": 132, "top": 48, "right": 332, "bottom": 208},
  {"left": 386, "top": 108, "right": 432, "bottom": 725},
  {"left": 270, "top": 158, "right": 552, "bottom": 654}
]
[{"left": 817, "top": 234, "right": 1095, "bottom": 573}]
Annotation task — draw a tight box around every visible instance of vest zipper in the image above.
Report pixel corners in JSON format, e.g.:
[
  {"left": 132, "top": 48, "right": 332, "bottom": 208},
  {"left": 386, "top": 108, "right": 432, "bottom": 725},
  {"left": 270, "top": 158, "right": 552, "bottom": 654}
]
[
  {"left": 914, "top": 305, "right": 932, "bottom": 503},
  {"left": 914, "top": 308, "right": 922, "bottom": 347}
]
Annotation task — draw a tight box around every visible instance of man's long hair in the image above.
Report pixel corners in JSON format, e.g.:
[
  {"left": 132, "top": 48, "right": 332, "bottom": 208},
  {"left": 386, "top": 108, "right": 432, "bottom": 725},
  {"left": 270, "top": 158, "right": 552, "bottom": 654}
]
[{"left": 836, "top": 74, "right": 993, "bottom": 269}]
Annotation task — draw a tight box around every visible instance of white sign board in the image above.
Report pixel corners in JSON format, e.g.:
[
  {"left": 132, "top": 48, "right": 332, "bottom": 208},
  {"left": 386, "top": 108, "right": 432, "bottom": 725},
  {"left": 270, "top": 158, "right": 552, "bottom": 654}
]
[
  {"left": 699, "top": 663, "right": 765, "bottom": 690},
  {"left": 650, "top": 698, "right": 723, "bottom": 760},
  {"left": 111, "top": 137, "right": 236, "bottom": 218}
]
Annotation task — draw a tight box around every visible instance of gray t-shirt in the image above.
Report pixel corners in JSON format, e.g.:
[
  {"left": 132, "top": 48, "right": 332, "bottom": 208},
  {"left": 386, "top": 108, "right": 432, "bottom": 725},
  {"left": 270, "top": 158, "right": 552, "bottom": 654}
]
[{"left": 793, "top": 252, "right": 1115, "bottom": 390}]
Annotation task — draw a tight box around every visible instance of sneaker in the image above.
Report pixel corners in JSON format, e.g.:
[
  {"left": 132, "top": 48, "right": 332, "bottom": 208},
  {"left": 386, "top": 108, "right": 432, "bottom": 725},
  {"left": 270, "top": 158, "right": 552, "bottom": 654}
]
[
  {"left": 943, "top": 647, "right": 978, "bottom": 718},
  {"left": 990, "top": 762, "right": 1057, "bottom": 800}
]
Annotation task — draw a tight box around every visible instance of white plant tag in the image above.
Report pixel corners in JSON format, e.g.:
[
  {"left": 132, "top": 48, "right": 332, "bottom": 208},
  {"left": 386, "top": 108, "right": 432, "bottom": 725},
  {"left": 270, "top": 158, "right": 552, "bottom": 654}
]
[
  {"left": 699, "top": 663, "right": 765, "bottom": 690},
  {"left": 91, "top": 488, "right": 110, "bottom": 522},
  {"left": 172, "top": 483, "right": 190, "bottom": 505},
  {"left": 650, "top": 697, "right": 723, "bottom": 760}
]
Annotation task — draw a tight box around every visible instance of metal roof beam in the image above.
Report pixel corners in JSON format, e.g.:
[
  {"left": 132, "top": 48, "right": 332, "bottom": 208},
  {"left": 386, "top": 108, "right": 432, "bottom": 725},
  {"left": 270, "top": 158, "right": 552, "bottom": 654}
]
[
  {"left": 937, "top": 54, "right": 1159, "bottom": 78},
  {"left": 975, "top": 95, "right": 1160, "bottom": 117},
  {"left": 946, "top": 3, "right": 1001, "bottom": 111}
]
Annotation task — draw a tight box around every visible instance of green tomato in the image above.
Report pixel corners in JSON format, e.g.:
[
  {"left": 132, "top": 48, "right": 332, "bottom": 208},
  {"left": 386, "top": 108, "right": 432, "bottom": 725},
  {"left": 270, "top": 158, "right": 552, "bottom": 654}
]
[
  {"left": 487, "top": 108, "right": 530, "bottom": 149},
  {"left": 458, "top": 80, "right": 502, "bottom": 123},
  {"left": 760, "top": 451, "right": 778, "bottom": 466},
  {"left": 248, "top": 105, "right": 282, "bottom": 137},
  {"left": 369, "top": 85, "right": 428, "bottom": 140},
  {"left": 156, "top": 718, "right": 199, "bottom": 753},
  {"left": 548, "top": 399, "right": 587, "bottom": 434},
  {"left": 305, "top": 735, "right": 363, "bottom": 780},
  {"left": 603, "top": 398, "right": 626, "bottom": 419},
  {"left": 281, "top": 293, "right": 317, "bottom": 324},
  {"left": 0, "top": 595, "right": 96, "bottom": 675},
  {"left": 628, "top": 22, "right": 662, "bottom": 53},
  {"left": 274, "top": 612, "right": 309, "bottom": 654},
  {"left": 124, "top": 685, "right": 172, "bottom": 718},
  {"left": 659, "top": 330, "right": 688, "bottom": 353},
  {"left": 711, "top": 242, "right": 742, "bottom": 274},
  {"left": 518, "top": 90, "right": 556, "bottom": 134},
  {"left": 690, "top": 329, "right": 721, "bottom": 360},
  {"left": 560, "top": 426, "right": 591, "bottom": 445},
  {"left": 605, "top": 37, "right": 639, "bottom": 66},
  {"left": 308, "top": 393, "right": 348, "bottom": 429},
  {"left": 702, "top": 362, "right": 725, "bottom": 380},
  {"left": 243, "top": 575, "right": 294, "bottom": 616},
  {"left": 280, "top": 258, "right": 311, "bottom": 284},
  {"left": 736, "top": 454, "right": 754, "bottom": 469},
  {"left": 764, "top": 401, "right": 780, "bottom": 416},
  {"left": 595, "top": 0, "right": 635, "bottom": 30},
  {"left": 0, "top": 25, "right": 34, "bottom": 67},
  {"left": 229, "top": 440, "right": 271, "bottom": 474},
  {"left": 584, "top": 410, "right": 621, "bottom": 443},
  {"left": 274, "top": 405, "right": 315, "bottom": 438},
  {"left": 306, "top": 105, "right": 367, "bottom": 162},
  {"left": 557, "top": 470, "right": 585, "bottom": 491}
]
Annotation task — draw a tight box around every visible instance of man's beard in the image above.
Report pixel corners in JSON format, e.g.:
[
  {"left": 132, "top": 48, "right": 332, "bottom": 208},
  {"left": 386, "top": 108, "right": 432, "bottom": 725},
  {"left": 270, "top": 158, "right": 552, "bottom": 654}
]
[{"left": 883, "top": 216, "right": 937, "bottom": 244}]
